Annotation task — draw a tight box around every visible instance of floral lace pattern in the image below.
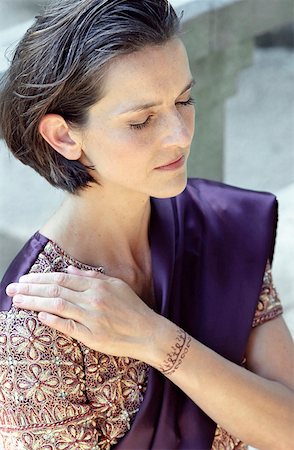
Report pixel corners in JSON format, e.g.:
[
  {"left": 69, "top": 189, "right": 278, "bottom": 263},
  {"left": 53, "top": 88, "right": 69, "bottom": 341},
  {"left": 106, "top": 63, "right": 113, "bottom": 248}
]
[
  {"left": 214, "top": 425, "right": 248, "bottom": 450},
  {"left": 0, "top": 242, "right": 148, "bottom": 450},
  {"left": 252, "top": 261, "right": 283, "bottom": 327},
  {"left": 0, "top": 241, "right": 283, "bottom": 449}
]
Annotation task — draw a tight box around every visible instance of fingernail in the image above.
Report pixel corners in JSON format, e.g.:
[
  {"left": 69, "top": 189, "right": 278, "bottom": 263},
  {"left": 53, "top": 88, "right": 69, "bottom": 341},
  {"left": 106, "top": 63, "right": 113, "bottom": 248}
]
[
  {"left": 13, "top": 295, "right": 24, "bottom": 304},
  {"left": 6, "top": 284, "right": 18, "bottom": 296}
]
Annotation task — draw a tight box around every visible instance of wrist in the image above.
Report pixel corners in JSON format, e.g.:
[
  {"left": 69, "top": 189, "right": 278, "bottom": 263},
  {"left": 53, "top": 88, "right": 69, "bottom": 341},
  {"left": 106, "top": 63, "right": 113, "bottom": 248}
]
[
  {"left": 158, "top": 327, "right": 192, "bottom": 375},
  {"left": 144, "top": 314, "right": 186, "bottom": 372}
]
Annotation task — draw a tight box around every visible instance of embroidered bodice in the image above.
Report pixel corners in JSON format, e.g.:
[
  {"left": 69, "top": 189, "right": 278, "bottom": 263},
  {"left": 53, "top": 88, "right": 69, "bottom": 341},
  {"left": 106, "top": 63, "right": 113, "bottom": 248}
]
[{"left": 0, "top": 239, "right": 283, "bottom": 449}]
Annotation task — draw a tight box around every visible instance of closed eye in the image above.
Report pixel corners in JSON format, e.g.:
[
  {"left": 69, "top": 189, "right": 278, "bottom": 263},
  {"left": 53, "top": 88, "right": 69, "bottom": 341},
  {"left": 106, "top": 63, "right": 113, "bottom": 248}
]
[
  {"left": 177, "top": 97, "right": 195, "bottom": 106},
  {"left": 129, "top": 97, "right": 195, "bottom": 131},
  {"left": 130, "top": 115, "right": 153, "bottom": 130}
]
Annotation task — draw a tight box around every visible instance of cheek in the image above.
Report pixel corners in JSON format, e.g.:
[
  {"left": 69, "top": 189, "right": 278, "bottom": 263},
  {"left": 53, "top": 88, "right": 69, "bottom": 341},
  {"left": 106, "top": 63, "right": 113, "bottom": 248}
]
[
  {"left": 94, "top": 130, "right": 152, "bottom": 174},
  {"left": 108, "top": 126, "right": 155, "bottom": 158}
]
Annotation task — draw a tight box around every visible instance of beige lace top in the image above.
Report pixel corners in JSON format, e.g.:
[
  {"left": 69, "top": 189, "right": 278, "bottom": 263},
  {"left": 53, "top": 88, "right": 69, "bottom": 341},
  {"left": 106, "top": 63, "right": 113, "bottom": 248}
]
[{"left": 0, "top": 240, "right": 283, "bottom": 450}]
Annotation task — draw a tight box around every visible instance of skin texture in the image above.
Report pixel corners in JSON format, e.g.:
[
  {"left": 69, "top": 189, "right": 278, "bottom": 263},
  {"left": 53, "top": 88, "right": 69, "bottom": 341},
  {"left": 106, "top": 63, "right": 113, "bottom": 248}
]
[
  {"left": 36, "top": 38, "right": 195, "bottom": 299},
  {"left": 6, "top": 39, "right": 294, "bottom": 449},
  {"left": 7, "top": 268, "right": 294, "bottom": 449}
]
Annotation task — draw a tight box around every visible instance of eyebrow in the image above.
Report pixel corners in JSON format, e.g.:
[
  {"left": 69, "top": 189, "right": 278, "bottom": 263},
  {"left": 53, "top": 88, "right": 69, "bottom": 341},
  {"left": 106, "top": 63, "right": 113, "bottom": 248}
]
[{"left": 118, "top": 78, "right": 196, "bottom": 115}]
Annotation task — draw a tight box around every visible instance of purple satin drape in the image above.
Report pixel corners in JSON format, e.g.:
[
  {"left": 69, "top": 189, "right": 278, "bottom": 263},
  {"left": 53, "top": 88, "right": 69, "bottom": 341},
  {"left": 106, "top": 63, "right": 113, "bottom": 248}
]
[
  {"left": 115, "top": 179, "right": 277, "bottom": 450},
  {"left": 0, "top": 178, "right": 278, "bottom": 450},
  {"left": 0, "top": 231, "right": 48, "bottom": 311}
]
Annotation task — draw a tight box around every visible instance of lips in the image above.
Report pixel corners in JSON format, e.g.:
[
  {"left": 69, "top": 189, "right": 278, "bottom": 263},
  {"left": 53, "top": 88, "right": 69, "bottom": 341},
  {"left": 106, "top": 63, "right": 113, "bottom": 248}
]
[{"left": 155, "top": 154, "right": 184, "bottom": 169}]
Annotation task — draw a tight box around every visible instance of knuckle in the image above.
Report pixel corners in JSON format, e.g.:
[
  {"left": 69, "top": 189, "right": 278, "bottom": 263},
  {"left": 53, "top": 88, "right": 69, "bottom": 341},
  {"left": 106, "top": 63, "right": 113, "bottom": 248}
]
[
  {"left": 90, "top": 294, "right": 102, "bottom": 308},
  {"left": 96, "top": 279, "right": 108, "bottom": 294},
  {"left": 88, "top": 281, "right": 109, "bottom": 308},
  {"left": 55, "top": 272, "right": 66, "bottom": 285},
  {"left": 50, "top": 284, "right": 61, "bottom": 298},
  {"left": 66, "top": 319, "right": 77, "bottom": 335},
  {"left": 54, "top": 297, "right": 66, "bottom": 313},
  {"left": 22, "top": 284, "right": 30, "bottom": 295},
  {"left": 113, "top": 278, "right": 125, "bottom": 289}
]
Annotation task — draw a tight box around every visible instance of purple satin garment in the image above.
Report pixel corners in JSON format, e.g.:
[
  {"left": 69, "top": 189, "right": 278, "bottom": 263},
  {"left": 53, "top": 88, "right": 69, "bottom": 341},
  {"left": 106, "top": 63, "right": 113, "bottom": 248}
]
[
  {"left": 0, "top": 178, "right": 277, "bottom": 450},
  {"left": 0, "top": 231, "right": 48, "bottom": 311}
]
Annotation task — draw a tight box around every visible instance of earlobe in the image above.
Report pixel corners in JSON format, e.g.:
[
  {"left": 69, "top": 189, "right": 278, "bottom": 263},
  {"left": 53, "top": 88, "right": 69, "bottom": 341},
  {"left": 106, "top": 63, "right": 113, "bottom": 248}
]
[{"left": 38, "top": 114, "right": 82, "bottom": 160}]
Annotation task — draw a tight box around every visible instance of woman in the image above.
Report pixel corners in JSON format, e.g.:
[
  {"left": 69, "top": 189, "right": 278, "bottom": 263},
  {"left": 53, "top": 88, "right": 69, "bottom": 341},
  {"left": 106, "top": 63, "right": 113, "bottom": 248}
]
[{"left": 0, "top": 1, "right": 293, "bottom": 449}]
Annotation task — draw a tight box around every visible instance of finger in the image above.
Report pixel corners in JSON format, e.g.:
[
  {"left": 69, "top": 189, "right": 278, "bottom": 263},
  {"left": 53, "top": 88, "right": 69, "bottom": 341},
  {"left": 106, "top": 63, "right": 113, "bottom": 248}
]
[
  {"left": 12, "top": 295, "right": 83, "bottom": 322},
  {"left": 38, "top": 312, "right": 89, "bottom": 342},
  {"left": 14, "top": 270, "right": 107, "bottom": 292},
  {"left": 67, "top": 265, "right": 107, "bottom": 279},
  {"left": 7, "top": 282, "right": 82, "bottom": 303}
]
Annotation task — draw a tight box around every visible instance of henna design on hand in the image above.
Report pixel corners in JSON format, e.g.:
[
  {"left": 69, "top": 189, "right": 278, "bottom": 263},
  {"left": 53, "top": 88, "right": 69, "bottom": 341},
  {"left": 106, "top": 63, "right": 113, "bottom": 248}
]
[{"left": 159, "top": 328, "right": 191, "bottom": 375}]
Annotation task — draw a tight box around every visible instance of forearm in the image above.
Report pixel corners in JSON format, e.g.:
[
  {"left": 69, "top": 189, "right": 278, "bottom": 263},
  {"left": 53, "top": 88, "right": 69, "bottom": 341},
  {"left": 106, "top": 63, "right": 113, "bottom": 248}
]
[
  {"left": 8, "top": 270, "right": 294, "bottom": 449},
  {"left": 147, "top": 316, "right": 294, "bottom": 450}
]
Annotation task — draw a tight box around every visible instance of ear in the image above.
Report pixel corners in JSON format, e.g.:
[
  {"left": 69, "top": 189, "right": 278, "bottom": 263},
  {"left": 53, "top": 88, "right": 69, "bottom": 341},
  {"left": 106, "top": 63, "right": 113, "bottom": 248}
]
[{"left": 38, "top": 114, "right": 82, "bottom": 160}]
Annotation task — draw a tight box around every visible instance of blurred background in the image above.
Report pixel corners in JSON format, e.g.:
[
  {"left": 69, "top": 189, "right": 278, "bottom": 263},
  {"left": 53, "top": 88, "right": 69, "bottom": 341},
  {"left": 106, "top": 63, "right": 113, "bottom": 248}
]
[{"left": 0, "top": 0, "right": 293, "bottom": 339}]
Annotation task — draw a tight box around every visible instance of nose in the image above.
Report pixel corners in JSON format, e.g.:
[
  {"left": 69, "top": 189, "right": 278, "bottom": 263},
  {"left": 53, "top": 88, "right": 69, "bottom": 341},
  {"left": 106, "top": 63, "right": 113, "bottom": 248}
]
[{"left": 160, "top": 109, "right": 194, "bottom": 150}]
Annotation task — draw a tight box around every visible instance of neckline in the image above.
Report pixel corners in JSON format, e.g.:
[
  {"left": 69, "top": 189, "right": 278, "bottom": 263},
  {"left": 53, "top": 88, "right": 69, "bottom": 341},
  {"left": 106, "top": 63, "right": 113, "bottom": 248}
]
[
  {"left": 35, "top": 195, "right": 176, "bottom": 316},
  {"left": 35, "top": 231, "right": 105, "bottom": 273}
]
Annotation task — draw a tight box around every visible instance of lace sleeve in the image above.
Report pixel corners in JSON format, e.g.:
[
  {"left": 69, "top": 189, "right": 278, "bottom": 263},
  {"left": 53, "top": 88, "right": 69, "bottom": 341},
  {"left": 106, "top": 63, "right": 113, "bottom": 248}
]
[
  {"left": 0, "top": 307, "right": 99, "bottom": 450},
  {"left": 252, "top": 261, "right": 283, "bottom": 328}
]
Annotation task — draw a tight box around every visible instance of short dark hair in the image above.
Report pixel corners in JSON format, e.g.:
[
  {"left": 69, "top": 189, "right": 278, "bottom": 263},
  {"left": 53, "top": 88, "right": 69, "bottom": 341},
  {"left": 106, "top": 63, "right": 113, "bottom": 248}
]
[{"left": 0, "top": 0, "right": 180, "bottom": 193}]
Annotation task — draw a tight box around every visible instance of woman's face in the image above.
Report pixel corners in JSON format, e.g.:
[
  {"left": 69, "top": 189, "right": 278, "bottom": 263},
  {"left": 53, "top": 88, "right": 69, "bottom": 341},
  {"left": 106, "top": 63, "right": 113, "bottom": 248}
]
[{"left": 80, "top": 38, "right": 195, "bottom": 199}]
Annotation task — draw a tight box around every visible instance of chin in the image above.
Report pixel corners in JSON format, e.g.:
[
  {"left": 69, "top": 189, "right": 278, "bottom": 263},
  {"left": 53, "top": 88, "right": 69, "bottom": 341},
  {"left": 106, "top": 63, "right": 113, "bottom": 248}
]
[{"left": 151, "top": 172, "right": 188, "bottom": 199}]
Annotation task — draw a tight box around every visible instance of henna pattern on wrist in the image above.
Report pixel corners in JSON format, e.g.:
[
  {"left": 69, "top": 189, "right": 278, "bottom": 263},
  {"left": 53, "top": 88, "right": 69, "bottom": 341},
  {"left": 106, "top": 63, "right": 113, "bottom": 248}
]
[{"left": 159, "top": 327, "right": 191, "bottom": 375}]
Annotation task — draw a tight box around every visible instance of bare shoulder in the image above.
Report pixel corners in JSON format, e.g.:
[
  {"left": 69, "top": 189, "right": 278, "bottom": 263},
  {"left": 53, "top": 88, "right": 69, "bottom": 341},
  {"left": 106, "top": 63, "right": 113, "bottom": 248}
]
[{"left": 245, "top": 316, "right": 294, "bottom": 390}]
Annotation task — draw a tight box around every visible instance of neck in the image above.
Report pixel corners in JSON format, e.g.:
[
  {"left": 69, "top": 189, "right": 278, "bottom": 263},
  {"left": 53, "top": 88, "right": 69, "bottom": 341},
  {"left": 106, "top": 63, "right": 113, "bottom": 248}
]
[{"left": 41, "top": 182, "right": 152, "bottom": 272}]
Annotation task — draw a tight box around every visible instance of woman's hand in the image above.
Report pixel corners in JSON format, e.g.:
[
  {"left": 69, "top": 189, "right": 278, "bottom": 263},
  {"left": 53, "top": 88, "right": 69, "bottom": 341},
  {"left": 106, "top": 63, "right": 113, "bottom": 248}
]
[
  {"left": 6, "top": 267, "right": 163, "bottom": 362},
  {"left": 5, "top": 269, "right": 294, "bottom": 448}
]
